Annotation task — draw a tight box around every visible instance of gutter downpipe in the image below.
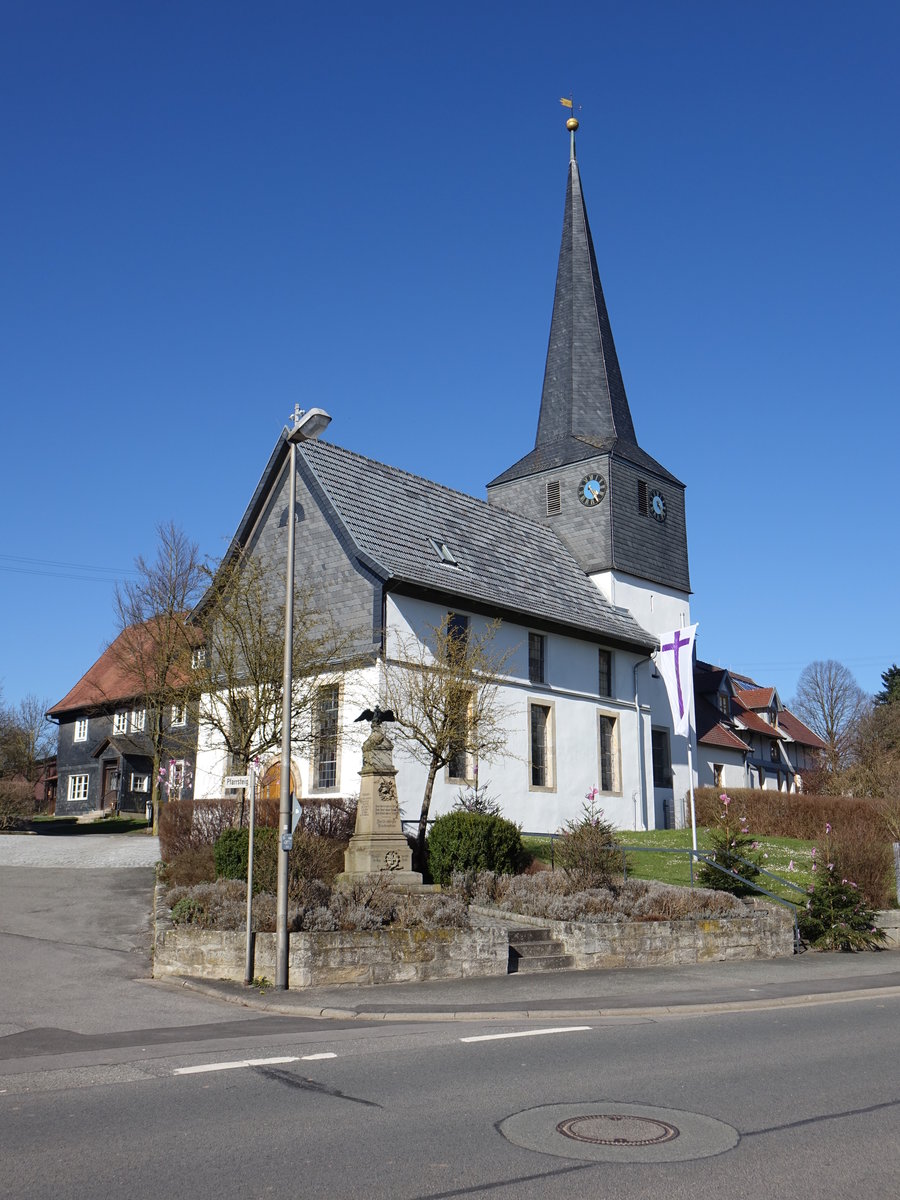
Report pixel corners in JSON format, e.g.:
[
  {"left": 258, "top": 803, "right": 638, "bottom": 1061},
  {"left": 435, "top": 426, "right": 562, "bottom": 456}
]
[{"left": 634, "top": 657, "right": 649, "bottom": 831}]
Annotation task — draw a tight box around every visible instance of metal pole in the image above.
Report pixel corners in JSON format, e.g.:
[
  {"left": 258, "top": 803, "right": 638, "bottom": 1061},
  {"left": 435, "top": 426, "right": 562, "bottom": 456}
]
[
  {"left": 275, "top": 440, "right": 297, "bottom": 990},
  {"left": 244, "top": 764, "right": 258, "bottom": 985},
  {"left": 687, "top": 740, "right": 698, "bottom": 855}
]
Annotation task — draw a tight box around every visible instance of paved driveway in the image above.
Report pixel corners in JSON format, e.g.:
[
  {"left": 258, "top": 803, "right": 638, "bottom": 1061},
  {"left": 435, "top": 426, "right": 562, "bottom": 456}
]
[{"left": 0, "top": 832, "right": 160, "bottom": 867}]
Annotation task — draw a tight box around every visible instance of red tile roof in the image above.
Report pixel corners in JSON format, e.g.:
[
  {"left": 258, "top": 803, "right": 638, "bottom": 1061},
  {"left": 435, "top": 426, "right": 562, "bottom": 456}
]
[
  {"left": 695, "top": 697, "right": 750, "bottom": 752},
  {"left": 733, "top": 697, "right": 783, "bottom": 739},
  {"left": 47, "top": 620, "right": 195, "bottom": 717},
  {"left": 734, "top": 686, "right": 776, "bottom": 710},
  {"left": 778, "top": 709, "right": 828, "bottom": 750}
]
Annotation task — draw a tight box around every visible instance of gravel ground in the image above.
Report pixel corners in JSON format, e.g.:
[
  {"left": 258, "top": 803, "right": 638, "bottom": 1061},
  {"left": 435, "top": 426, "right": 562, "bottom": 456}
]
[{"left": 0, "top": 833, "right": 161, "bottom": 868}]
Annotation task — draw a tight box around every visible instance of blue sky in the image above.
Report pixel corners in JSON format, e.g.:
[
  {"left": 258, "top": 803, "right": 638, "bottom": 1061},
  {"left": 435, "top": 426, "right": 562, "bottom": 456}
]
[{"left": 1, "top": 0, "right": 897, "bottom": 713}]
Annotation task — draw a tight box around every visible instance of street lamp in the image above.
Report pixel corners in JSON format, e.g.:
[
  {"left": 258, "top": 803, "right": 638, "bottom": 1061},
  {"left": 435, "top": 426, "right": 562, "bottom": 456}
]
[{"left": 275, "top": 404, "right": 331, "bottom": 990}]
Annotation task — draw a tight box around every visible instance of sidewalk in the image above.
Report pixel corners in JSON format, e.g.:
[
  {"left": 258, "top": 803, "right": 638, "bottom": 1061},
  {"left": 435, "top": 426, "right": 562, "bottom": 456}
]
[{"left": 170, "top": 948, "right": 900, "bottom": 1022}]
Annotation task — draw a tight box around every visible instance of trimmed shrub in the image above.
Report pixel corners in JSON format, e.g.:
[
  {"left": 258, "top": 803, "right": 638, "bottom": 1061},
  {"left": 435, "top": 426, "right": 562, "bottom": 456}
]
[
  {"left": 426, "top": 812, "right": 525, "bottom": 885},
  {"left": 163, "top": 844, "right": 216, "bottom": 887},
  {"left": 159, "top": 796, "right": 278, "bottom": 862},
  {"left": 694, "top": 787, "right": 893, "bottom": 908},
  {"left": 213, "top": 825, "right": 345, "bottom": 902},
  {"left": 0, "top": 780, "right": 32, "bottom": 830}
]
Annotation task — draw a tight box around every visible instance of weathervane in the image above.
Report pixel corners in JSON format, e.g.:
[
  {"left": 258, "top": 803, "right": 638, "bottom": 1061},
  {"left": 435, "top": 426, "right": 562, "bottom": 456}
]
[{"left": 560, "top": 95, "right": 581, "bottom": 158}]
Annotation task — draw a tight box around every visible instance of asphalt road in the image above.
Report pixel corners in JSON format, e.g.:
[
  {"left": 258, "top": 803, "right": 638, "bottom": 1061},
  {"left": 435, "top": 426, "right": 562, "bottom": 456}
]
[{"left": 1, "top": 837, "right": 898, "bottom": 1199}]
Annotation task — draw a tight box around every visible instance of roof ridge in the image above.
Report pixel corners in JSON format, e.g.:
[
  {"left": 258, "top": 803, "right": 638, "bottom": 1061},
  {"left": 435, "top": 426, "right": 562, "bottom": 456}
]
[{"left": 305, "top": 439, "right": 605, "bottom": 543}]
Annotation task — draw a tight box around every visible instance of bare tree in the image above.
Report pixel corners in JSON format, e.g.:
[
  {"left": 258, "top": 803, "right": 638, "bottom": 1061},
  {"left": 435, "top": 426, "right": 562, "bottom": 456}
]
[
  {"left": 0, "top": 692, "right": 55, "bottom": 782},
  {"left": 112, "top": 522, "right": 205, "bottom": 833},
  {"left": 792, "top": 659, "right": 869, "bottom": 774},
  {"left": 192, "top": 550, "right": 369, "bottom": 820},
  {"left": 380, "top": 616, "right": 514, "bottom": 869}
]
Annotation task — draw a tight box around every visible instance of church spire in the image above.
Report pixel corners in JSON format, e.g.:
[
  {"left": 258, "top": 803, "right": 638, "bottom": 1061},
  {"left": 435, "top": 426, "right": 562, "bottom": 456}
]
[{"left": 536, "top": 117, "right": 638, "bottom": 451}]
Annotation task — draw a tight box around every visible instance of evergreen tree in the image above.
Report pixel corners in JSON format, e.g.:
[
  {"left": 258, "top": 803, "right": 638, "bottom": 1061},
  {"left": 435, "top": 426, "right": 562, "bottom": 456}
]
[{"left": 874, "top": 664, "right": 900, "bottom": 707}]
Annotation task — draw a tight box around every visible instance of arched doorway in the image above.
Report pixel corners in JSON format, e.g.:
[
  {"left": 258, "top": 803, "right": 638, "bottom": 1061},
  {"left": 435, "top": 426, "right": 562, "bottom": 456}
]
[{"left": 259, "top": 762, "right": 297, "bottom": 802}]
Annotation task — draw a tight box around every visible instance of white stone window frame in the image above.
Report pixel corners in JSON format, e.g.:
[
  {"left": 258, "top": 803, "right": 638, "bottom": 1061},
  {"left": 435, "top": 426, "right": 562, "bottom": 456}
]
[
  {"left": 596, "top": 709, "right": 623, "bottom": 796},
  {"left": 171, "top": 703, "right": 187, "bottom": 728},
  {"left": 112, "top": 710, "right": 129, "bottom": 735},
  {"left": 130, "top": 708, "right": 146, "bottom": 732},
  {"left": 527, "top": 697, "right": 556, "bottom": 793},
  {"left": 131, "top": 773, "right": 149, "bottom": 793},
  {"left": 311, "top": 681, "right": 342, "bottom": 792},
  {"left": 74, "top": 718, "right": 88, "bottom": 742},
  {"left": 445, "top": 690, "right": 475, "bottom": 785},
  {"left": 67, "top": 773, "right": 89, "bottom": 802}
]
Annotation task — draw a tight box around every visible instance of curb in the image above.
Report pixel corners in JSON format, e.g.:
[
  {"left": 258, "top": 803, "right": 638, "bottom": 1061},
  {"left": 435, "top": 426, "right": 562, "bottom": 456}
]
[{"left": 164, "top": 975, "right": 900, "bottom": 1023}]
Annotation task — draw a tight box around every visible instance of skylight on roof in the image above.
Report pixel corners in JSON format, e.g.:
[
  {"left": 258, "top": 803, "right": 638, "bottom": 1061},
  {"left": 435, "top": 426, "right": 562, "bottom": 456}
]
[{"left": 428, "top": 537, "right": 458, "bottom": 566}]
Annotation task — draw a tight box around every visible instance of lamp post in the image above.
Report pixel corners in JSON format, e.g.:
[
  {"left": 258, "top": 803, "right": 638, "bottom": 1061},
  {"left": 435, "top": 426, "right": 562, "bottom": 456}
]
[{"left": 275, "top": 404, "right": 332, "bottom": 990}]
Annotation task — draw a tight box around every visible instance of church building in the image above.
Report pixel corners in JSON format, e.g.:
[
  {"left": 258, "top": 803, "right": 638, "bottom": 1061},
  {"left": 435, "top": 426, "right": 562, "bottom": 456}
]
[{"left": 194, "top": 120, "right": 696, "bottom": 834}]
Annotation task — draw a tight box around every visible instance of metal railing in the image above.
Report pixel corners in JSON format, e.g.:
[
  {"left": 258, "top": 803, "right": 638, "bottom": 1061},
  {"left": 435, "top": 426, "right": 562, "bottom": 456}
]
[{"left": 403, "top": 821, "right": 806, "bottom": 952}]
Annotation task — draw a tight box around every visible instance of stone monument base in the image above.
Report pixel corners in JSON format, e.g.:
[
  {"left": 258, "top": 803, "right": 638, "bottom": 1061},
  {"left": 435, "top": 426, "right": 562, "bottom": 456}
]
[{"left": 337, "top": 832, "right": 424, "bottom": 890}]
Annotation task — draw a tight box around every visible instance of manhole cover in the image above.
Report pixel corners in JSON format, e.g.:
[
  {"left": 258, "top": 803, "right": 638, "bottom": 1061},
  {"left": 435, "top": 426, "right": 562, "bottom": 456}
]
[
  {"left": 500, "top": 1101, "right": 738, "bottom": 1163},
  {"left": 557, "top": 1114, "right": 679, "bottom": 1146}
]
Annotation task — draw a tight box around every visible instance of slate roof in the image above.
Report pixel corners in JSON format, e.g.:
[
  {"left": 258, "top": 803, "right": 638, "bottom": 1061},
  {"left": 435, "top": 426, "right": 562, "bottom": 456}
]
[
  {"left": 488, "top": 150, "right": 679, "bottom": 489},
  {"left": 90, "top": 735, "right": 154, "bottom": 760},
  {"left": 295, "top": 439, "right": 655, "bottom": 650}
]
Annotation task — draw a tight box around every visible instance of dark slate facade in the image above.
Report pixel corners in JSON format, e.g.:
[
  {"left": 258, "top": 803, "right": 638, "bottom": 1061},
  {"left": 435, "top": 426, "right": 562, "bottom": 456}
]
[
  {"left": 487, "top": 138, "right": 691, "bottom": 596},
  {"left": 52, "top": 702, "right": 198, "bottom": 817}
]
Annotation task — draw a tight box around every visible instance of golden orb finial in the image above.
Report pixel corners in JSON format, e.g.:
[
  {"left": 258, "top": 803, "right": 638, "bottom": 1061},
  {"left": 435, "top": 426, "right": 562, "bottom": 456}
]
[{"left": 566, "top": 117, "right": 579, "bottom": 132}]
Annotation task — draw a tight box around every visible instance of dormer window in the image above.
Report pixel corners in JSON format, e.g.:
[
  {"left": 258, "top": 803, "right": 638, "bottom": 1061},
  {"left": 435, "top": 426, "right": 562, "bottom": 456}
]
[
  {"left": 428, "top": 537, "right": 458, "bottom": 566},
  {"left": 718, "top": 693, "right": 730, "bottom": 716}
]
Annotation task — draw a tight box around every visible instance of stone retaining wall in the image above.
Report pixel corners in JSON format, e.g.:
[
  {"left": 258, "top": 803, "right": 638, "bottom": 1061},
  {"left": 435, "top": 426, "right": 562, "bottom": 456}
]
[
  {"left": 152, "top": 887, "right": 509, "bottom": 985},
  {"left": 877, "top": 910, "right": 900, "bottom": 950},
  {"left": 474, "top": 898, "right": 796, "bottom": 966},
  {"left": 153, "top": 886, "right": 798, "bottom": 987}
]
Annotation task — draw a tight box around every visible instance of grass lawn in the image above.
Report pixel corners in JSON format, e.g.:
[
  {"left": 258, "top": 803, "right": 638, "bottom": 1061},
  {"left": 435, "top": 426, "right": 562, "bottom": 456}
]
[{"left": 523, "top": 829, "right": 814, "bottom": 904}]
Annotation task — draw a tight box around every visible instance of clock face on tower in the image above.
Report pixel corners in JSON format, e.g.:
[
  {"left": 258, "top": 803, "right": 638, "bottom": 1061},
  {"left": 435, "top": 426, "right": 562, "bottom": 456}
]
[
  {"left": 650, "top": 490, "right": 667, "bottom": 522},
  {"left": 578, "top": 473, "right": 607, "bottom": 508}
]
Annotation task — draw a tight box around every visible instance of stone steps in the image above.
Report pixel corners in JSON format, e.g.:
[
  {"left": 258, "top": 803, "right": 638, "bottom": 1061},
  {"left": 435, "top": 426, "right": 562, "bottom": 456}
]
[{"left": 508, "top": 927, "right": 575, "bottom": 973}]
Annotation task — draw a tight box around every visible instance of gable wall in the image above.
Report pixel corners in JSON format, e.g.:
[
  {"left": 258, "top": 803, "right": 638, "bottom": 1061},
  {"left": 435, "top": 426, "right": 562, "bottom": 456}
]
[{"left": 244, "top": 457, "right": 383, "bottom": 656}]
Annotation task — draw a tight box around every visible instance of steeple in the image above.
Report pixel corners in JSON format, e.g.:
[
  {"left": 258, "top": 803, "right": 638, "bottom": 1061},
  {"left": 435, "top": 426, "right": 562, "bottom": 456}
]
[
  {"left": 489, "top": 118, "right": 677, "bottom": 489},
  {"left": 536, "top": 117, "right": 637, "bottom": 452},
  {"left": 487, "top": 118, "right": 689, "bottom": 598}
]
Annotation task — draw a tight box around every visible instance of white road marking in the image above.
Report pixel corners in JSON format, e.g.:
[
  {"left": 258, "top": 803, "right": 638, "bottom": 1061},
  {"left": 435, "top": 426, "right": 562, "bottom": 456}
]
[
  {"left": 301, "top": 1052, "right": 337, "bottom": 1060},
  {"left": 174, "top": 1056, "right": 299, "bottom": 1075},
  {"left": 459, "top": 1026, "right": 591, "bottom": 1043}
]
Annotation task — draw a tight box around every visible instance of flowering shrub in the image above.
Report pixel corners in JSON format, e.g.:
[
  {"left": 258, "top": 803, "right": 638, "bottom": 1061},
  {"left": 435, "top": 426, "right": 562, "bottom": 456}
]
[
  {"left": 555, "top": 788, "right": 623, "bottom": 889},
  {"left": 798, "top": 825, "right": 888, "bottom": 951},
  {"left": 697, "top": 793, "right": 764, "bottom": 896}
]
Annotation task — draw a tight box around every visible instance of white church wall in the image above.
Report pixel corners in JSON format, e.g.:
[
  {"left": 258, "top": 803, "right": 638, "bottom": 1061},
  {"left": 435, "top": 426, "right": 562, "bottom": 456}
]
[{"left": 383, "top": 593, "right": 656, "bottom": 834}]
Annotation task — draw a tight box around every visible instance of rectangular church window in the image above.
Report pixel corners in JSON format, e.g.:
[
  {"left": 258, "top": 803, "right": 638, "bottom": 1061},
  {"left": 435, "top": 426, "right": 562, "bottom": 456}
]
[
  {"left": 598, "top": 649, "right": 612, "bottom": 697},
  {"left": 651, "top": 728, "right": 671, "bottom": 788},
  {"left": 528, "top": 633, "right": 545, "bottom": 684},
  {"left": 529, "top": 702, "right": 553, "bottom": 789},
  {"left": 599, "top": 715, "right": 620, "bottom": 793},
  {"left": 313, "top": 684, "right": 340, "bottom": 789}
]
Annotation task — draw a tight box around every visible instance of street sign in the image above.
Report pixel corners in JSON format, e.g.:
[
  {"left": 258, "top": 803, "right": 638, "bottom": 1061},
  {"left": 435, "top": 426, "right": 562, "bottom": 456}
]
[
  {"left": 224, "top": 775, "right": 250, "bottom": 789},
  {"left": 281, "top": 832, "right": 293, "bottom": 852},
  {"left": 291, "top": 796, "right": 302, "bottom": 834}
]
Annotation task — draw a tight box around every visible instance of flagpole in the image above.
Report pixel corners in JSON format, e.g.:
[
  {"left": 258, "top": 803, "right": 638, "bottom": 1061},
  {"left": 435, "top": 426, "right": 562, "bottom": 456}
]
[{"left": 696, "top": 734, "right": 700, "bottom": 859}]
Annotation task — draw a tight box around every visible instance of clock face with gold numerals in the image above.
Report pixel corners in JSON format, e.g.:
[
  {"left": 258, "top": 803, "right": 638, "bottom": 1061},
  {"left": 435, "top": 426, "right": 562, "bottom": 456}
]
[{"left": 579, "top": 473, "right": 607, "bottom": 507}]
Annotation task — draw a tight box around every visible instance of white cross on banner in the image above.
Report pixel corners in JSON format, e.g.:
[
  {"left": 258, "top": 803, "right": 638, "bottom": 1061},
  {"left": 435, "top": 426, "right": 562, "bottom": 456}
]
[{"left": 656, "top": 624, "right": 698, "bottom": 738}]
